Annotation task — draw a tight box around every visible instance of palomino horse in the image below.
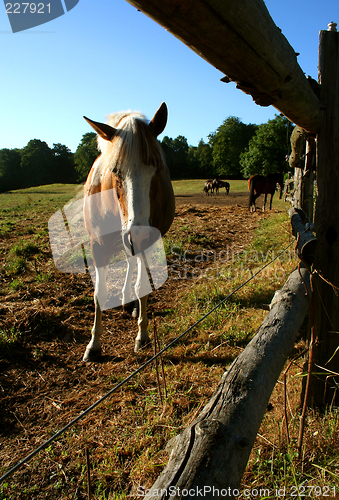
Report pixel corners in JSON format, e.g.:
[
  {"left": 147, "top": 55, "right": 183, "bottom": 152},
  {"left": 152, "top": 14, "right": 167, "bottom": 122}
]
[
  {"left": 82, "top": 102, "right": 175, "bottom": 361},
  {"left": 248, "top": 173, "right": 284, "bottom": 212}
]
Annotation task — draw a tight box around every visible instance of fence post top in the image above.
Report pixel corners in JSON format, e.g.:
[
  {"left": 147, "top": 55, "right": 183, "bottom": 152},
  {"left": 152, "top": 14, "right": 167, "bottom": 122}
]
[{"left": 327, "top": 21, "right": 337, "bottom": 31}]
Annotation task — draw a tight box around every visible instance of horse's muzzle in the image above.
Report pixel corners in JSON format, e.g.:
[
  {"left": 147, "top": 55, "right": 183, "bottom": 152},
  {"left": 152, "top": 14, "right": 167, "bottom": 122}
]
[{"left": 123, "top": 226, "right": 160, "bottom": 256}]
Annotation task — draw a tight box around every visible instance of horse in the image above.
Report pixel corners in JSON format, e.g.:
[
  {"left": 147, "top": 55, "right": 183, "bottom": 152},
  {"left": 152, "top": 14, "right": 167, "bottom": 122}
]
[
  {"left": 212, "top": 178, "right": 219, "bottom": 194},
  {"left": 248, "top": 173, "right": 284, "bottom": 212},
  {"left": 82, "top": 102, "right": 175, "bottom": 361},
  {"left": 218, "top": 180, "right": 230, "bottom": 195},
  {"left": 204, "top": 180, "right": 213, "bottom": 196}
]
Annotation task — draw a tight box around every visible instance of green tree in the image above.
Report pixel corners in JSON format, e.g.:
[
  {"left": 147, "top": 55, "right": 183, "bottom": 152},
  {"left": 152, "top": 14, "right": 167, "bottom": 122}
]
[
  {"left": 0, "top": 148, "right": 22, "bottom": 192},
  {"left": 209, "top": 117, "right": 257, "bottom": 178},
  {"left": 52, "top": 143, "right": 76, "bottom": 183},
  {"left": 161, "top": 136, "right": 175, "bottom": 172},
  {"left": 187, "top": 145, "right": 199, "bottom": 175},
  {"left": 240, "top": 115, "right": 290, "bottom": 178},
  {"left": 21, "top": 139, "right": 55, "bottom": 188},
  {"left": 161, "top": 135, "right": 190, "bottom": 178},
  {"left": 74, "top": 132, "right": 98, "bottom": 183},
  {"left": 172, "top": 135, "right": 189, "bottom": 177},
  {"left": 188, "top": 139, "right": 214, "bottom": 178}
]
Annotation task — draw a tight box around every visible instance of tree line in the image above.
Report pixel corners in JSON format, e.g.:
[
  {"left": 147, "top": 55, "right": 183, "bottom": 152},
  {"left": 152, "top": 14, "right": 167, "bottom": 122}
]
[
  {"left": 0, "top": 114, "right": 291, "bottom": 193},
  {"left": 163, "top": 114, "right": 290, "bottom": 180}
]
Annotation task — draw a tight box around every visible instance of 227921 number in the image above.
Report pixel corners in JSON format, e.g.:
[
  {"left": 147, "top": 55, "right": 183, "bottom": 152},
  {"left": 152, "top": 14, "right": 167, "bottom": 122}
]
[
  {"left": 290, "top": 485, "right": 336, "bottom": 496},
  {"left": 5, "top": 3, "right": 51, "bottom": 14}
]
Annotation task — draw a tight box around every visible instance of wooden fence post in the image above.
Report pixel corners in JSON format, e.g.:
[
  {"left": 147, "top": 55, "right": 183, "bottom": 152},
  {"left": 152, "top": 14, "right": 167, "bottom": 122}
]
[
  {"left": 141, "top": 266, "right": 311, "bottom": 499},
  {"left": 311, "top": 23, "right": 339, "bottom": 408},
  {"left": 288, "top": 127, "right": 316, "bottom": 219},
  {"left": 289, "top": 125, "right": 306, "bottom": 210},
  {"left": 302, "top": 137, "right": 316, "bottom": 220}
]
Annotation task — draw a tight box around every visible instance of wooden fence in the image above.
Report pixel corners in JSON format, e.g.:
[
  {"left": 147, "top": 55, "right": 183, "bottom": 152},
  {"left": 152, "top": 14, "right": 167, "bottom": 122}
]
[{"left": 125, "top": 0, "right": 339, "bottom": 494}]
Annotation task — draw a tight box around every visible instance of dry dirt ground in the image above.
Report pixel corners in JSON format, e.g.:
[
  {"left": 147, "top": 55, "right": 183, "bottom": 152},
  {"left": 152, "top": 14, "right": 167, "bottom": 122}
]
[{"left": 0, "top": 190, "right": 268, "bottom": 497}]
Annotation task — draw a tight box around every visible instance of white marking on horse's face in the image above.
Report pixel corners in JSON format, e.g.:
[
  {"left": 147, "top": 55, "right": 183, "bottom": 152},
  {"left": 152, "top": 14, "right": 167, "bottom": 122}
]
[{"left": 122, "top": 165, "right": 156, "bottom": 232}]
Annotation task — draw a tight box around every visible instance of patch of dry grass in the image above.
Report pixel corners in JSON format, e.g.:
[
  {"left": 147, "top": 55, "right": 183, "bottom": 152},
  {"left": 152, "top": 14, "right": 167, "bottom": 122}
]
[{"left": 0, "top": 185, "right": 338, "bottom": 499}]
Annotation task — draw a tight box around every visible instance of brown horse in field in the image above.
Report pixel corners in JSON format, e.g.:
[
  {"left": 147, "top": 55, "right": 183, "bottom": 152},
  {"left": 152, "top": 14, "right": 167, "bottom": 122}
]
[
  {"left": 211, "top": 179, "right": 230, "bottom": 195},
  {"left": 248, "top": 173, "right": 284, "bottom": 211},
  {"left": 82, "top": 103, "right": 175, "bottom": 360},
  {"left": 218, "top": 180, "right": 230, "bottom": 195},
  {"left": 212, "top": 178, "right": 219, "bottom": 194}
]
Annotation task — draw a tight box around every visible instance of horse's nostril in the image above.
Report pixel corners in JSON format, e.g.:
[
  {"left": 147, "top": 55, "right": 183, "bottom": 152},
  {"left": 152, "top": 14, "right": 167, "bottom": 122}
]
[{"left": 123, "top": 231, "right": 134, "bottom": 256}]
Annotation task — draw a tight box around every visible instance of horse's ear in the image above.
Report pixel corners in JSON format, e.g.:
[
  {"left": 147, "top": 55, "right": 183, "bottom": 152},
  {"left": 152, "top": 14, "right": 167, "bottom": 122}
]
[
  {"left": 83, "top": 116, "right": 117, "bottom": 141},
  {"left": 149, "top": 102, "right": 167, "bottom": 136}
]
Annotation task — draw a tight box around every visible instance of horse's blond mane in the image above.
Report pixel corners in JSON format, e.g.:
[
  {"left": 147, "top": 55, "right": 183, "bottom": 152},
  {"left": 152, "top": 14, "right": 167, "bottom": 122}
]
[
  {"left": 96, "top": 111, "right": 165, "bottom": 176},
  {"left": 106, "top": 110, "right": 144, "bottom": 129}
]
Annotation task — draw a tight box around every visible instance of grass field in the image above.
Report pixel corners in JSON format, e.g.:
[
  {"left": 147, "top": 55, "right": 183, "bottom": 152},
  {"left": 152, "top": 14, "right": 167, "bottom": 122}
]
[
  {"left": 172, "top": 178, "right": 248, "bottom": 195},
  {"left": 0, "top": 178, "right": 276, "bottom": 211},
  {"left": 0, "top": 182, "right": 338, "bottom": 499},
  {"left": 0, "top": 184, "right": 81, "bottom": 238},
  {"left": 0, "top": 184, "right": 80, "bottom": 210}
]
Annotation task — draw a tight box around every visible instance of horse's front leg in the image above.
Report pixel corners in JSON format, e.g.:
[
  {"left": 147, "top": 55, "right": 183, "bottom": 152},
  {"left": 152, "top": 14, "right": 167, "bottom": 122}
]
[
  {"left": 122, "top": 258, "right": 138, "bottom": 317},
  {"left": 83, "top": 266, "right": 108, "bottom": 362},
  {"left": 135, "top": 294, "right": 149, "bottom": 352},
  {"left": 134, "top": 256, "right": 151, "bottom": 352}
]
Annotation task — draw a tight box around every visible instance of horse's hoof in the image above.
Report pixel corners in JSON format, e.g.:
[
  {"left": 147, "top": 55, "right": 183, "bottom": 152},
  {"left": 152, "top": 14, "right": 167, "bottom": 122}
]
[
  {"left": 134, "top": 338, "right": 151, "bottom": 353},
  {"left": 83, "top": 348, "right": 102, "bottom": 362}
]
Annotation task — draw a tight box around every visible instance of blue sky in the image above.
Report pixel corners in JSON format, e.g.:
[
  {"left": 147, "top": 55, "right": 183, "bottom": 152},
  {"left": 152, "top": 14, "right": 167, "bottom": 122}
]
[{"left": 0, "top": 0, "right": 337, "bottom": 152}]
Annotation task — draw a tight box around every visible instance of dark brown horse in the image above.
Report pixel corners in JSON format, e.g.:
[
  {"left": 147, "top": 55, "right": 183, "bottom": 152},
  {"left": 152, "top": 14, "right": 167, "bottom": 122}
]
[
  {"left": 212, "top": 178, "right": 219, "bottom": 194},
  {"left": 218, "top": 180, "right": 230, "bottom": 195},
  {"left": 248, "top": 173, "right": 284, "bottom": 211}
]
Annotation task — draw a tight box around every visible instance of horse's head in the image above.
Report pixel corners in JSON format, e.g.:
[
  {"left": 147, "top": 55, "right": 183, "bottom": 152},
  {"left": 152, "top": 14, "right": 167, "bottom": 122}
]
[{"left": 84, "top": 103, "right": 168, "bottom": 256}]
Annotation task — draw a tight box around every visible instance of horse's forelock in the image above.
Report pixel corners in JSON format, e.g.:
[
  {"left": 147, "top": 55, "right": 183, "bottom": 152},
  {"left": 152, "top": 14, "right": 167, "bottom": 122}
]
[
  {"left": 97, "top": 111, "right": 165, "bottom": 174},
  {"left": 108, "top": 110, "right": 145, "bottom": 126},
  {"left": 97, "top": 111, "right": 144, "bottom": 152}
]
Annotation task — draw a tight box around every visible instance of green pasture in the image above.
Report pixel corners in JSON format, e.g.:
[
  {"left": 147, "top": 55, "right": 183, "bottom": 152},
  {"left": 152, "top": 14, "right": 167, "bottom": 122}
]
[
  {"left": 0, "top": 178, "right": 286, "bottom": 203},
  {"left": 172, "top": 178, "right": 247, "bottom": 195},
  {"left": 0, "top": 184, "right": 81, "bottom": 212},
  {"left": 0, "top": 180, "right": 289, "bottom": 238},
  {"left": 0, "top": 182, "right": 338, "bottom": 498},
  {"left": 0, "top": 184, "right": 82, "bottom": 236},
  {"left": 0, "top": 180, "right": 246, "bottom": 209},
  {"left": 172, "top": 178, "right": 289, "bottom": 212}
]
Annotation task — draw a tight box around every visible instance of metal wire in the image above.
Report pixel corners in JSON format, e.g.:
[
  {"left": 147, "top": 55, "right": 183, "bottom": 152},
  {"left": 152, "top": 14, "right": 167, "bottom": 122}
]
[{"left": 0, "top": 240, "right": 294, "bottom": 483}]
